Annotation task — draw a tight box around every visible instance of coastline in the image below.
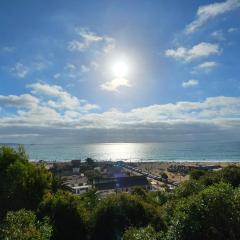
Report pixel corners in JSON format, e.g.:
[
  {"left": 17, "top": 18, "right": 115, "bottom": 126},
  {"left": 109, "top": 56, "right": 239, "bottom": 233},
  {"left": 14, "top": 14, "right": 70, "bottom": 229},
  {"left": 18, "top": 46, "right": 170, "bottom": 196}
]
[
  {"left": 35, "top": 159, "right": 240, "bottom": 185},
  {"left": 30, "top": 159, "right": 240, "bottom": 163}
]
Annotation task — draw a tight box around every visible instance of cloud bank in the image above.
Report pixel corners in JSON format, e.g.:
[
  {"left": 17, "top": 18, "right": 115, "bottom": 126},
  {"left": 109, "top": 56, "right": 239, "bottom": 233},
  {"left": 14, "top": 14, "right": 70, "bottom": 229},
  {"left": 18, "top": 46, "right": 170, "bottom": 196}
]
[{"left": 1, "top": 83, "right": 240, "bottom": 143}]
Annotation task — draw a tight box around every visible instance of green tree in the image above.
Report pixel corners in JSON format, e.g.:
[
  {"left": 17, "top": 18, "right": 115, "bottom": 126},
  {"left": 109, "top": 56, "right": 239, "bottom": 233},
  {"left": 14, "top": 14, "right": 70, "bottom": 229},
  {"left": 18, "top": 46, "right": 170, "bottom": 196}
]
[
  {"left": 148, "top": 191, "right": 169, "bottom": 206},
  {"left": 51, "top": 174, "right": 72, "bottom": 193},
  {"left": 0, "top": 145, "right": 28, "bottom": 172},
  {"left": 0, "top": 146, "right": 52, "bottom": 218},
  {"left": 166, "top": 182, "right": 240, "bottom": 240},
  {"left": 172, "top": 180, "right": 204, "bottom": 198},
  {"left": 198, "top": 166, "right": 240, "bottom": 187},
  {"left": 220, "top": 166, "right": 240, "bottom": 187},
  {"left": 39, "top": 191, "right": 87, "bottom": 240},
  {"left": 0, "top": 209, "right": 52, "bottom": 240},
  {"left": 189, "top": 169, "right": 206, "bottom": 180},
  {"left": 92, "top": 194, "right": 165, "bottom": 240},
  {"left": 81, "top": 189, "right": 99, "bottom": 211},
  {"left": 123, "top": 225, "right": 163, "bottom": 240},
  {"left": 131, "top": 187, "right": 148, "bottom": 199}
]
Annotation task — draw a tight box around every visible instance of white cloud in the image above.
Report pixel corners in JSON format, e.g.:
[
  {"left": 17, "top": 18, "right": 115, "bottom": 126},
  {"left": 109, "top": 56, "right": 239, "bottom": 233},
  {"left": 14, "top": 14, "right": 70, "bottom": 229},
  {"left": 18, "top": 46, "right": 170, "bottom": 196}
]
[
  {"left": 211, "top": 30, "right": 225, "bottom": 40},
  {"left": 28, "top": 83, "right": 80, "bottom": 110},
  {"left": 101, "top": 78, "right": 131, "bottom": 92},
  {"left": 28, "top": 83, "right": 64, "bottom": 97},
  {"left": 1, "top": 95, "right": 240, "bottom": 130},
  {"left": 1, "top": 95, "right": 240, "bottom": 143},
  {"left": 27, "top": 82, "right": 99, "bottom": 112},
  {"left": 186, "top": 0, "right": 240, "bottom": 33},
  {"left": 195, "top": 61, "right": 218, "bottom": 72},
  {"left": 10, "top": 62, "right": 29, "bottom": 78},
  {"left": 182, "top": 79, "right": 199, "bottom": 88},
  {"left": 165, "top": 42, "right": 220, "bottom": 62},
  {"left": 0, "top": 83, "right": 101, "bottom": 133},
  {"left": 197, "top": 61, "right": 218, "bottom": 69},
  {"left": 67, "top": 28, "right": 115, "bottom": 53},
  {"left": 0, "top": 94, "right": 39, "bottom": 109}
]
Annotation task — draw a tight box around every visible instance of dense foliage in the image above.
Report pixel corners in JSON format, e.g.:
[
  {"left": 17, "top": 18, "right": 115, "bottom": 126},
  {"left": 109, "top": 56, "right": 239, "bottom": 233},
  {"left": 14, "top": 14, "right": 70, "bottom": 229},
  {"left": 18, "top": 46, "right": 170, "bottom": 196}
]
[
  {"left": 123, "top": 225, "right": 162, "bottom": 240},
  {"left": 0, "top": 146, "right": 52, "bottom": 219},
  {"left": 1, "top": 146, "right": 240, "bottom": 240},
  {"left": 0, "top": 209, "right": 52, "bottom": 240},
  {"left": 92, "top": 194, "right": 165, "bottom": 240},
  {"left": 39, "top": 191, "right": 87, "bottom": 240}
]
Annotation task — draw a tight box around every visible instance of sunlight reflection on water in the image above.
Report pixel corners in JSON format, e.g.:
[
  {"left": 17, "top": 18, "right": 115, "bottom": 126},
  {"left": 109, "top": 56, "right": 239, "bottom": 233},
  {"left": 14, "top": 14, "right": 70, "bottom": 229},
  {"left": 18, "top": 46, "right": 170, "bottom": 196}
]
[{"left": 23, "top": 141, "right": 240, "bottom": 162}]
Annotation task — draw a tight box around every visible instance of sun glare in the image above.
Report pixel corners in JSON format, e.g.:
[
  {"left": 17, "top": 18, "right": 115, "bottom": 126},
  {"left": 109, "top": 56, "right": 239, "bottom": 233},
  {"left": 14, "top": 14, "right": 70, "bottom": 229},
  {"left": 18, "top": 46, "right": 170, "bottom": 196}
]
[{"left": 112, "top": 61, "right": 128, "bottom": 78}]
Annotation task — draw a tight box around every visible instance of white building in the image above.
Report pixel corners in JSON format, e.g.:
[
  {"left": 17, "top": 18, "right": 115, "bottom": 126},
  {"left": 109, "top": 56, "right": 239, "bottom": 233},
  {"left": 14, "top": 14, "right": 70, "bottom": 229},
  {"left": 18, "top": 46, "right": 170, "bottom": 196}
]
[{"left": 71, "top": 185, "right": 92, "bottom": 195}]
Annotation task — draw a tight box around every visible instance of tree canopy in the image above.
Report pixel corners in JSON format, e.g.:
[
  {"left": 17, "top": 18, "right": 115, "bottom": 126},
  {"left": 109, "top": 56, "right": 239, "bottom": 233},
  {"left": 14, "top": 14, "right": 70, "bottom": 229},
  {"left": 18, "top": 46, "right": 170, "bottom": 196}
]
[
  {"left": 0, "top": 146, "right": 52, "bottom": 219},
  {"left": 0, "top": 209, "right": 52, "bottom": 240}
]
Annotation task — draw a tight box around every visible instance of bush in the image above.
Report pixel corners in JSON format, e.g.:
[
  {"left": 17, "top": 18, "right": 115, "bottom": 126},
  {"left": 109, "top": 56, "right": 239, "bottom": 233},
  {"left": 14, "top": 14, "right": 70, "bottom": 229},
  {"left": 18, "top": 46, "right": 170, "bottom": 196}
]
[
  {"left": 0, "top": 209, "right": 52, "bottom": 240},
  {"left": 199, "top": 166, "right": 240, "bottom": 187},
  {"left": 172, "top": 180, "right": 204, "bottom": 198},
  {"left": 91, "top": 194, "right": 165, "bottom": 240},
  {"left": 221, "top": 166, "right": 240, "bottom": 187},
  {"left": 39, "top": 191, "right": 87, "bottom": 240},
  {"left": 123, "top": 225, "right": 162, "bottom": 240},
  {"left": 166, "top": 182, "right": 240, "bottom": 240},
  {"left": 189, "top": 169, "right": 206, "bottom": 180},
  {"left": 0, "top": 146, "right": 52, "bottom": 219}
]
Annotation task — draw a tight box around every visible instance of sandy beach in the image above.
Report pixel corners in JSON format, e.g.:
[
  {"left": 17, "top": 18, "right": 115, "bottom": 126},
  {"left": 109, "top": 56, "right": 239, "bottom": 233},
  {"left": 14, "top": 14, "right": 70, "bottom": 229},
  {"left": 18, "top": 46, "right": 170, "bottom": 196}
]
[{"left": 130, "top": 161, "right": 240, "bottom": 183}]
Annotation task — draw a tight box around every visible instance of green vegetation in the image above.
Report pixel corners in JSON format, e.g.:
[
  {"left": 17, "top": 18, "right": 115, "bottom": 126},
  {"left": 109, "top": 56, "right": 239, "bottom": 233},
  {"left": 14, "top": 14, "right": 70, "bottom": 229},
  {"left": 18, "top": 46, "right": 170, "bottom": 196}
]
[
  {"left": 92, "top": 194, "right": 164, "bottom": 240},
  {"left": 123, "top": 225, "right": 162, "bottom": 240},
  {"left": 1, "top": 146, "right": 240, "bottom": 240},
  {"left": 0, "top": 209, "right": 52, "bottom": 240},
  {"left": 0, "top": 146, "right": 52, "bottom": 218},
  {"left": 39, "top": 191, "right": 87, "bottom": 240}
]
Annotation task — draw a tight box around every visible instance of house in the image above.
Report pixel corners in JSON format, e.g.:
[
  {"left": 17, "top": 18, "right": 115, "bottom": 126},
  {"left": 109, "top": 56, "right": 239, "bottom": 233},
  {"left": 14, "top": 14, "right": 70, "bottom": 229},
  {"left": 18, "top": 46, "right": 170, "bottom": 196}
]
[
  {"left": 63, "top": 175, "right": 88, "bottom": 187},
  {"left": 94, "top": 176, "right": 151, "bottom": 193},
  {"left": 71, "top": 185, "right": 92, "bottom": 195},
  {"left": 63, "top": 175, "right": 91, "bottom": 195}
]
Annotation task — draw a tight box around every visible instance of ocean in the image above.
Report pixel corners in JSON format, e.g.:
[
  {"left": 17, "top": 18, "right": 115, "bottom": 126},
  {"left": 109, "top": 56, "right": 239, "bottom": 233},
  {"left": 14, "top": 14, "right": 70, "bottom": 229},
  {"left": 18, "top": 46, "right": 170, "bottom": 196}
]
[{"left": 6, "top": 141, "right": 240, "bottom": 162}]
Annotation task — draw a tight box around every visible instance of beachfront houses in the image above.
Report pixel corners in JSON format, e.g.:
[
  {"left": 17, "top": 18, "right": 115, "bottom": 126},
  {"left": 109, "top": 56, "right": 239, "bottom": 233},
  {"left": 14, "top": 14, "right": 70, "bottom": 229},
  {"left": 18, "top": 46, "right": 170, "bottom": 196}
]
[
  {"left": 48, "top": 159, "right": 154, "bottom": 195},
  {"left": 94, "top": 176, "right": 151, "bottom": 194}
]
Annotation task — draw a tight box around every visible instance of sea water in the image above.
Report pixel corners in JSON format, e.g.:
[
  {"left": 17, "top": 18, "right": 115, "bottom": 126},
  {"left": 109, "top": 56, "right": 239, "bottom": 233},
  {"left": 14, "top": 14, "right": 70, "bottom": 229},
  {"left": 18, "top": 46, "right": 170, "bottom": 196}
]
[{"left": 12, "top": 141, "right": 240, "bottom": 162}]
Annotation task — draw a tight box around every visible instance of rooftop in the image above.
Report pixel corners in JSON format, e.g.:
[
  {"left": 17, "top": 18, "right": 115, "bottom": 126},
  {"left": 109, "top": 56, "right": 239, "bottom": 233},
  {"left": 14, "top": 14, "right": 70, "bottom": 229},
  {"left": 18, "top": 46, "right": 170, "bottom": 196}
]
[{"left": 94, "top": 176, "right": 149, "bottom": 191}]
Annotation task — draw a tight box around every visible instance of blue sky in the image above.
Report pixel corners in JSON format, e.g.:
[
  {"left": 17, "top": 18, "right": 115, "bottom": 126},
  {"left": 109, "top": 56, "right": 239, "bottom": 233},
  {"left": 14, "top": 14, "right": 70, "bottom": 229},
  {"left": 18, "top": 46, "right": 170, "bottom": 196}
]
[{"left": 0, "top": 0, "right": 240, "bottom": 143}]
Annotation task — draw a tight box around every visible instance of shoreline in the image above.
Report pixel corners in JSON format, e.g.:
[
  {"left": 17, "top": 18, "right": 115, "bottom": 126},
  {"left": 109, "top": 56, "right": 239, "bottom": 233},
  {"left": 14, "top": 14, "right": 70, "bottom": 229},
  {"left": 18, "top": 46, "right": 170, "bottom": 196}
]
[{"left": 30, "top": 159, "right": 240, "bottom": 164}]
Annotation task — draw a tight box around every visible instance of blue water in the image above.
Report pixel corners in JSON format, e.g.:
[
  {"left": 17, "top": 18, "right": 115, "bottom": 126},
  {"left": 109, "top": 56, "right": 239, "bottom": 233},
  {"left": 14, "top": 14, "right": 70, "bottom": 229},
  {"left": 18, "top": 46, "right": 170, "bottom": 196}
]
[{"left": 14, "top": 141, "right": 240, "bottom": 162}]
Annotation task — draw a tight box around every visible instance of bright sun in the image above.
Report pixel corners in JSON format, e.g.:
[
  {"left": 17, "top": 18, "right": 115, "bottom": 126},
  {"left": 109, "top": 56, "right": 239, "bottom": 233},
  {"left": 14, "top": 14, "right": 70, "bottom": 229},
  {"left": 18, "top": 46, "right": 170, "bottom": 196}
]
[{"left": 112, "top": 61, "right": 128, "bottom": 78}]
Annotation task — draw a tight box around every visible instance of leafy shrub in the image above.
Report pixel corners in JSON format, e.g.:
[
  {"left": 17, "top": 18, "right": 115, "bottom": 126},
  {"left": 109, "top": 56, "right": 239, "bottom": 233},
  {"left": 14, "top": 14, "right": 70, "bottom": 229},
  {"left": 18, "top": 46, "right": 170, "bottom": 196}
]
[{"left": 0, "top": 209, "right": 52, "bottom": 240}]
